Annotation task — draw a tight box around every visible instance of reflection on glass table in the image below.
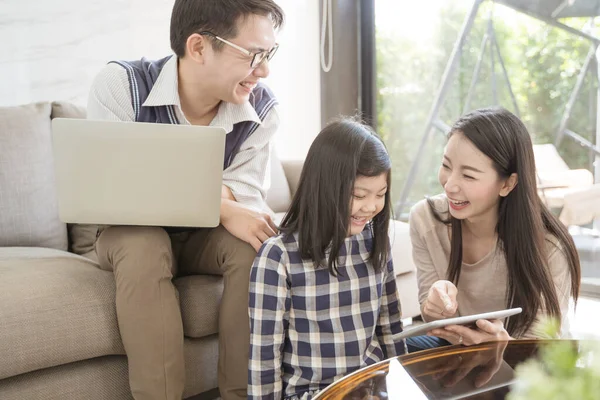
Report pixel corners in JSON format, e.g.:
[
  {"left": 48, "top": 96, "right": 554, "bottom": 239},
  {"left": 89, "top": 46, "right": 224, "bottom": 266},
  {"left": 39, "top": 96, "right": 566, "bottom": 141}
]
[{"left": 313, "top": 340, "right": 584, "bottom": 399}]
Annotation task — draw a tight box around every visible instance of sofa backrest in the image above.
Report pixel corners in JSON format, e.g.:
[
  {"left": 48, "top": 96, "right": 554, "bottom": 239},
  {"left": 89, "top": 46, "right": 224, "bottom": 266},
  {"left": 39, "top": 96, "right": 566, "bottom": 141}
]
[
  {"left": 0, "top": 100, "right": 292, "bottom": 252},
  {"left": 266, "top": 151, "right": 292, "bottom": 213},
  {"left": 0, "top": 102, "right": 82, "bottom": 251}
]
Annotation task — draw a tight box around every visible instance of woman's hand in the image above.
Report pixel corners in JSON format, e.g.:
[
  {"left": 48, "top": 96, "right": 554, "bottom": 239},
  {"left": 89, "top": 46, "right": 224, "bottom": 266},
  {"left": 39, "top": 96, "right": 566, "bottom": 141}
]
[
  {"left": 423, "top": 280, "right": 458, "bottom": 320},
  {"left": 428, "top": 319, "right": 512, "bottom": 346}
]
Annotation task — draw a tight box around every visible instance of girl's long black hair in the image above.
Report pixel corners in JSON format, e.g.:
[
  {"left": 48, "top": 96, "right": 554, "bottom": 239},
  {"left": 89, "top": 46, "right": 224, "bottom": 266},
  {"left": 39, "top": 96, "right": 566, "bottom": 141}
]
[{"left": 280, "top": 118, "right": 392, "bottom": 275}]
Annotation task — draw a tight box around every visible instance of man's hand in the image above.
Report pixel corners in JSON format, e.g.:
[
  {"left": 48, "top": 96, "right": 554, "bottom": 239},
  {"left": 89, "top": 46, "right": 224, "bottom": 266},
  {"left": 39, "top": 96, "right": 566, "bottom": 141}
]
[
  {"left": 220, "top": 198, "right": 278, "bottom": 251},
  {"left": 423, "top": 280, "right": 459, "bottom": 320}
]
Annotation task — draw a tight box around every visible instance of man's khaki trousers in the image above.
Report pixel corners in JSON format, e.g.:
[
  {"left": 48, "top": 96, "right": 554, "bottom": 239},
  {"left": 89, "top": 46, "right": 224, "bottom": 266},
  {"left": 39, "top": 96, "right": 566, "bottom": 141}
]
[{"left": 95, "top": 225, "right": 256, "bottom": 400}]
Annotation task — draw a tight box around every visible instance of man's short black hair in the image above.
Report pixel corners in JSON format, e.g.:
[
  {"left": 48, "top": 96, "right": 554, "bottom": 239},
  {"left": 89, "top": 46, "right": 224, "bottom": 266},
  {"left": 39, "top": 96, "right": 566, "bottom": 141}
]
[{"left": 170, "top": 0, "right": 285, "bottom": 58}]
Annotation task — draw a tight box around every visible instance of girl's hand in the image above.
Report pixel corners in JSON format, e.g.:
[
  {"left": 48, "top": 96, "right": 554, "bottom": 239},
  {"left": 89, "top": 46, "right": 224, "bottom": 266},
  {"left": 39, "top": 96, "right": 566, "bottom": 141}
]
[
  {"left": 423, "top": 280, "right": 458, "bottom": 319},
  {"left": 428, "top": 319, "right": 512, "bottom": 346}
]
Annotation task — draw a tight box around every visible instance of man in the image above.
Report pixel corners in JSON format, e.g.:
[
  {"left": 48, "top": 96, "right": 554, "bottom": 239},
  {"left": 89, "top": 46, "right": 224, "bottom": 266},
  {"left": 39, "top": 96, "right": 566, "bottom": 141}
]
[{"left": 86, "top": 1, "right": 285, "bottom": 399}]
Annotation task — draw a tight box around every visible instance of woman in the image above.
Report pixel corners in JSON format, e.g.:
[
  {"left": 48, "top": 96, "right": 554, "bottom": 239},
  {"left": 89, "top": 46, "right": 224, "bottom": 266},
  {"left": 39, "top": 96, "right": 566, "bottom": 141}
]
[{"left": 407, "top": 107, "right": 580, "bottom": 352}]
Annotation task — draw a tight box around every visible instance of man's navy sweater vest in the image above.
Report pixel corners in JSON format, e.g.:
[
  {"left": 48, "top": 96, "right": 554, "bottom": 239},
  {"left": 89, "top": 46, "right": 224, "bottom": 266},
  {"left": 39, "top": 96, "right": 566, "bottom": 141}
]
[{"left": 109, "top": 55, "right": 277, "bottom": 169}]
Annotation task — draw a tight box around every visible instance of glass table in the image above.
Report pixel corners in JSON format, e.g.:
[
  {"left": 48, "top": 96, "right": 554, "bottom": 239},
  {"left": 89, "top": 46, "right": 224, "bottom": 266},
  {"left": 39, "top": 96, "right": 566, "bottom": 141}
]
[{"left": 313, "top": 339, "right": 581, "bottom": 399}]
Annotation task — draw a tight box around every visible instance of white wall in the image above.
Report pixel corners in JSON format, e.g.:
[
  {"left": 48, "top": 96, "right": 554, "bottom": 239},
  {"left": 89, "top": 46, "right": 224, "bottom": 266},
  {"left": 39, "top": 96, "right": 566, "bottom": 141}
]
[
  {"left": 0, "top": 0, "right": 320, "bottom": 159},
  {"left": 265, "top": 0, "right": 321, "bottom": 159}
]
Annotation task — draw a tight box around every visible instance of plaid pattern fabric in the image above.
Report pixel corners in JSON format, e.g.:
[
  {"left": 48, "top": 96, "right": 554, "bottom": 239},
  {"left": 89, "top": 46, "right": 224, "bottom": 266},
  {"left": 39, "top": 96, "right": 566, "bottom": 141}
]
[{"left": 248, "top": 226, "right": 406, "bottom": 400}]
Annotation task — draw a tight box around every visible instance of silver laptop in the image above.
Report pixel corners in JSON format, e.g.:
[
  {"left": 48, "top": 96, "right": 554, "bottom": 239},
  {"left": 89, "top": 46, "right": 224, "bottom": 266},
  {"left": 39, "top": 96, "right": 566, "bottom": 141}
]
[{"left": 51, "top": 119, "right": 226, "bottom": 228}]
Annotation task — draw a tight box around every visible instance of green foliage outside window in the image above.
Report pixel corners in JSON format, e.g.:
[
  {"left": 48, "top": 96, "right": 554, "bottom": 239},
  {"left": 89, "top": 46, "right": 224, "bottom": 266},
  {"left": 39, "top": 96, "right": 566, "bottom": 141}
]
[{"left": 376, "top": 1, "right": 598, "bottom": 215}]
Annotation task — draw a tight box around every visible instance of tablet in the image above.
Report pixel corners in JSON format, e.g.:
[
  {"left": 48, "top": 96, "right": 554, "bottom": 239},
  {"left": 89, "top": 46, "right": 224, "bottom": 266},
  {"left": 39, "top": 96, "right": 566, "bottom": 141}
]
[{"left": 394, "top": 307, "right": 522, "bottom": 340}]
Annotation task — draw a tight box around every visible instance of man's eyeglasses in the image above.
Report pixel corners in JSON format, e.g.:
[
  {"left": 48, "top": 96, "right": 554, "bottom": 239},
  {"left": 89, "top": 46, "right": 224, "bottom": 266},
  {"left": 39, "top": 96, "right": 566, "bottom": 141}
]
[{"left": 199, "top": 31, "right": 279, "bottom": 69}]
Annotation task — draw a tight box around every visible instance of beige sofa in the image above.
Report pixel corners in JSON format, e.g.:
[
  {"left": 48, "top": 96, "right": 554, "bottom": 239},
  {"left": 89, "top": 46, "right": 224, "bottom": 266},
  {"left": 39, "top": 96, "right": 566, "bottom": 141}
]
[{"left": 0, "top": 102, "right": 419, "bottom": 400}]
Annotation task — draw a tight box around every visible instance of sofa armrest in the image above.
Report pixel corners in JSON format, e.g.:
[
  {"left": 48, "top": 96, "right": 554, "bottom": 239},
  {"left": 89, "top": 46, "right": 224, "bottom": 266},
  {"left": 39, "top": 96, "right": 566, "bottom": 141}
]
[
  {"left": 281, "top": 159, "right": 304, "bottom": 197},
  {"left": 389, "top": 220, "right": 421, "bottom": 319},
  {"left": 389, "top": 220, "right": 416, "bottom": 276},
  {"left": 538, "top": 168, "right": 594, "bottom": 189}
]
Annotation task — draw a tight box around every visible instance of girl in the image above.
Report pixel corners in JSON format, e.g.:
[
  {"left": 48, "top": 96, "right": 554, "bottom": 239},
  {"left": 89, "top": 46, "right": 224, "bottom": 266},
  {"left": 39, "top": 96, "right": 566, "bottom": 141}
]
[
  {"left": 407, "top": 107, "right": 581, "bottom": 352},
  {"left": 248, "top": 118, "right": 406, "bottom": 399}
]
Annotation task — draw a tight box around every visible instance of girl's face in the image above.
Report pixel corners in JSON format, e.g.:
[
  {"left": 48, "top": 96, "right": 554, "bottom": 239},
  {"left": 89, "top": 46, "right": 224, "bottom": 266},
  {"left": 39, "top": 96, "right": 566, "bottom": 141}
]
[
  {"left": 438, "top": 132, "right": 516, "bottom": 225},
  {"left": 349, "top": 172, "right": 388, "bottom": 236}
]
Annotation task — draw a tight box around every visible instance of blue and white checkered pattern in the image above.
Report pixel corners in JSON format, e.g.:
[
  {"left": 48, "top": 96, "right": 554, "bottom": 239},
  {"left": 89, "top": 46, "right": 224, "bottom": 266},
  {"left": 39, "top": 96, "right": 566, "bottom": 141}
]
[{"left": 248, "top": 227, "right": 407, "bottom": 400}]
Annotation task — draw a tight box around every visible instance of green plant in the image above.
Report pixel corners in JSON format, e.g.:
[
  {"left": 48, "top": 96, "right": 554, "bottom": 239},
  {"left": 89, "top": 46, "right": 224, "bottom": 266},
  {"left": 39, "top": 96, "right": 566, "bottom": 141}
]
[{"left": 508, "top": 318, "right": 600, "bottom": 400}]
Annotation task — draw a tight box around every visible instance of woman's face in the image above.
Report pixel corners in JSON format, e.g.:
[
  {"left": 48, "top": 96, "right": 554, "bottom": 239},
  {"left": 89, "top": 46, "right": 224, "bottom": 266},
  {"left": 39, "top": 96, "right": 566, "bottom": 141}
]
[
  {"left": 349, "top": 173, "right": 388, "bottom": 236},
  {"left": 438, "top": 132, "right": 515, "bottom": 224}
]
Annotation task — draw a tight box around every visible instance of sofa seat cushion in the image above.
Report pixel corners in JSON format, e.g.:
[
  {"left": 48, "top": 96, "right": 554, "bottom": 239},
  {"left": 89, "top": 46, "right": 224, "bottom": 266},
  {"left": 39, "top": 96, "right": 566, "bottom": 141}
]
[
  {"left": 0, "top": 356, "right": 132, "bottom": 400},
  {"left": 175, "top": 275, "right": 223, "bottom": 338},
  {"left": 0, "top": 103, "right": 67, "bottom": 251},
  {"left": 0, "top": 248, "right": 124, "bottom": 380}
]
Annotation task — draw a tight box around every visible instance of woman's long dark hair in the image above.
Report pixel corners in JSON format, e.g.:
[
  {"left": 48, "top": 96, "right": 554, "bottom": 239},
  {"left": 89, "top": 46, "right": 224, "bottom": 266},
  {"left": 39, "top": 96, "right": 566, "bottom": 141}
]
[
  {"left": 279, "top": 118, "right": 392, "bottom": 276},
  {"left": 429, "top": 107, "right": 581, "bottom": 337}
]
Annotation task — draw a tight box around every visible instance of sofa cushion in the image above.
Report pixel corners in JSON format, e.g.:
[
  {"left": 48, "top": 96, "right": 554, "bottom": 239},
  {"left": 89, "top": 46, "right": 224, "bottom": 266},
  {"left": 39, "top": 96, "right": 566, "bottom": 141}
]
[
  {"left": 396, "top": 271, "right": 420, "bottom": 319},
  {"left": 0, "top": 356, "right": 132, "bottom": 400},
  {"left": 389, "top": 220, "right": 416, "bottom": 276},
  {"left": 0, "top": 247, "right": 124, "bottom": 380},
  {"left": 175, "top": 275, "right": 223, "bottom": 338},
  {"left": 0, "top": 103, "right": 68, "bottom": 251},
  {"left": 266, "top": 151, "right": 292, "bottom": 213},
  {"left": 51, "top": 101, "right": 86, "bottom": 120},
  {"left": 49, "top": 101, "right": 101, "bottom": 255},
  {"left": 183, "top": 336, "right": 219, "bottom": 398}
]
